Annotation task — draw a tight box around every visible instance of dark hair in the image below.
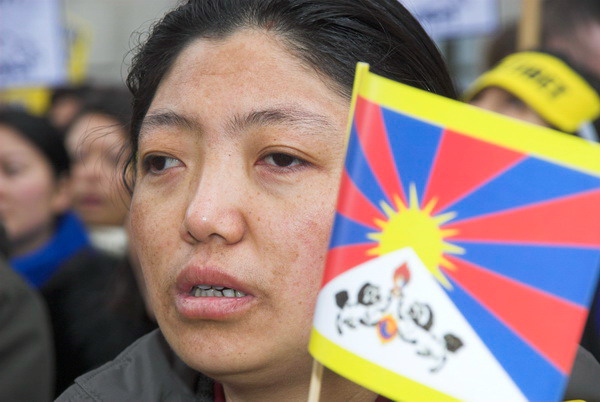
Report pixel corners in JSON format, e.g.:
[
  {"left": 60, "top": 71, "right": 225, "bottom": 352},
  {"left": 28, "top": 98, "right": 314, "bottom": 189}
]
[
  {"left": 487, "top": 0, "right": 600, "bottom": 68},
  {"left": 125, "top": 0, "right": 456, "bottom": 186},
  {"left": 0, "top": 109, "right": 70, "bottom": 178},
  {"left": 50, "top": 85, "right": 91, "bottom": 107},
  {"left": 70, "top": 86, "right": 133, "bottom": 134}
]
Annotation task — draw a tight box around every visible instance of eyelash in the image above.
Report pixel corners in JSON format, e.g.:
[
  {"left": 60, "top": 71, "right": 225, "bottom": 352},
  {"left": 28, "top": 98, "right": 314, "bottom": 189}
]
[
  {"left": 140, "top": 151, "right": 308, "bottom": 176},
  {"left": 142, "top": 154, "right": 182, "bottom": 175},
  {"left": 260, "top": 152, "right": 308, "bottom": 172}
]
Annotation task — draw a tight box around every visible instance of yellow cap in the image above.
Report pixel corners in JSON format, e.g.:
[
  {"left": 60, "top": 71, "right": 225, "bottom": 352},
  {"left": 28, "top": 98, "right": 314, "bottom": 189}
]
[{"left": 463, "top": 52, "right": 600, "bottom": 133}]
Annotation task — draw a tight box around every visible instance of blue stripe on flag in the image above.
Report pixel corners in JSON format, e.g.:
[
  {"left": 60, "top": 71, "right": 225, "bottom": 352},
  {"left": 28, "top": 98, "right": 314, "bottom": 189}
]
[
  {"left": 441, "top": 157, "right": 600, "bottom": 223},
  {"left": 446, "top": 277, "right": 566, "bottom": 401},
  {"left": 381, "top": 107, "right": 442, "bottom": 205},
  {"left": 345, "top": 124, "right": 392, "bottom": 206},
  {"left": 329, "top": 213, "right": 376, "bottom": 249},
  {"left": 452, "top": 242, "right": 600, "bottom": 306}
]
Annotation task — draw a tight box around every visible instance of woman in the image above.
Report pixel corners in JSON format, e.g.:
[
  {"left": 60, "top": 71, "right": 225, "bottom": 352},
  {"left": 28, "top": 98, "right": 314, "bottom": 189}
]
[
  {"left": 464, "top": 50, "right": 600, "bottom": 140},
  {"left": 0, "top": 110, "right": 89, "bottom": 287},
  {"left": 0, "top": 110, "right": 152, "bottom": 396},
  {"left": 58, "top": 1, "right": 454, "bottom": 400},
  {"left": 65, "top": 87, "right": 132, "bottom": 257}
]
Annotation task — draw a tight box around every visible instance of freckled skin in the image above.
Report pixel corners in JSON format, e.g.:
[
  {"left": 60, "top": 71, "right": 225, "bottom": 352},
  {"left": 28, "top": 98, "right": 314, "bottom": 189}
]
[
  {"left": 130, "top": 30, "right": 374, "bottom": 401},
  {"left": 0, "top": 125, "right": 68, "bottom": 256}
]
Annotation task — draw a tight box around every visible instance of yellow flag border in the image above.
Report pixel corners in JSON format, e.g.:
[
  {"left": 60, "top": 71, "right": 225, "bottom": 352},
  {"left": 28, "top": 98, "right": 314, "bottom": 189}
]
[
  {"left": 309, "top": 328, "right": 458, "bottom": 401},
  {"left": 355, "top": 63, "right": 600, "bottom": 176}
]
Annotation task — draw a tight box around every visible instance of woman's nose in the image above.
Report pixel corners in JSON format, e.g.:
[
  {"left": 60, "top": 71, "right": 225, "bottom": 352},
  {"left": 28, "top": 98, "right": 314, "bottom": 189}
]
[{"left": 180, "top": 172, "right": 247, "bottom": 246}]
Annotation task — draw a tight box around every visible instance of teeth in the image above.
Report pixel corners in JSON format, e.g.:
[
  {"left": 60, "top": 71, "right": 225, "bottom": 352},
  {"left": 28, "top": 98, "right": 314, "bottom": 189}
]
[{"left": 191, "top": 285, "right": 246, "bottom": 298}]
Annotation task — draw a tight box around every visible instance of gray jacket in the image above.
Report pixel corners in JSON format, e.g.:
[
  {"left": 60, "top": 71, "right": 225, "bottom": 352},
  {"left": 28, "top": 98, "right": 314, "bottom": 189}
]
[
  {"left": 56, "top": 330, "right": 213, "bottom": 402},
  {"left": 0, "top": 257, "right": 54, "bottom": 401},
  {"left": 57, "top": 329, "right": 600, "bottom": 401}
]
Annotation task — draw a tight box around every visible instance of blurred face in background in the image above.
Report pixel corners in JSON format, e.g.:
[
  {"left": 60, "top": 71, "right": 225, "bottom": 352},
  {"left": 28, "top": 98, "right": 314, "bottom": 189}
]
[
  {"left": 66, "top": 113, "right": 130, "bottom": 227},
  {"left": 0, "top": 125, "right": 69, "bottom": 256},
  {"left": 469, "top": 87, "right": 550, "bottom": 128}
]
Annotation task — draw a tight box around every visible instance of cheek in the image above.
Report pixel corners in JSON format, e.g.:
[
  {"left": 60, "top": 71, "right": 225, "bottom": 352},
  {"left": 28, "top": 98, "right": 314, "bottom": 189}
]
[
  {"left": 130, "top": 191, "right": 181, "bottom": 294},
  {"left": 6, "top": 176, "right": 56, "bottom": 237},
  {"left": 268, "top": 188, "right": 338, "bottom": 314}
]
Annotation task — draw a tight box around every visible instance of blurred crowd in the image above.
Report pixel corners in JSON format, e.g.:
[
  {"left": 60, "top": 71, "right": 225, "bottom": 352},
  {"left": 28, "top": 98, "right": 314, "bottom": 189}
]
[
  {"left": 0, "top": 85, "right": 156, "bottom": 400},
  {"left": 0, "top": 0, "right": 599, "bottom": 400}
]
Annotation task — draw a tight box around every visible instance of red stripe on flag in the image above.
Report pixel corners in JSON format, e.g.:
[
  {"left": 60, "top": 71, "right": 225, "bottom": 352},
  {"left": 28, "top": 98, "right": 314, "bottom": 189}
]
[
  {"left": 424, "top": 129, "right": 525, "bottom": 215},
  {"left": 446, "top": 190, "right": 600, "bottom": 247},
  {"left": 354, "top": 96, "right": 406, "bottom": 205},
  {"left": 444, "top": 255, "right": 586, "bottom": 374},
  {"left": 337, "top": 170, "right": 386, "bottom": 229},
  {"left": 322, "top": 243, "right": 375, "bottom": 287}
]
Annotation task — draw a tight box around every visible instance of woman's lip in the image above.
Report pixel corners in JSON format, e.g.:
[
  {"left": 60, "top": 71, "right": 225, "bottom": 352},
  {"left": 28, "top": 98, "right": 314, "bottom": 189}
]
[
  {"left": 176, "top": 265, "right": 252, "bottom": 295},
  {"left": 80, "top": 194, "right": 104, "bottom": 206},
  {"left": 174, "top": 266, "right": 255, "bottom": 320},
  {"left": 176, "top": 294, "right": 255, "bottom": 320}
]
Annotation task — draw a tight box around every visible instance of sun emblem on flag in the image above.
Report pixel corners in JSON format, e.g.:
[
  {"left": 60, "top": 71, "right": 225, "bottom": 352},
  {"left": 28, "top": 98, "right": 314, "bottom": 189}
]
[{"left": 368, "top": 184, "right": 464, "bottom": 289}]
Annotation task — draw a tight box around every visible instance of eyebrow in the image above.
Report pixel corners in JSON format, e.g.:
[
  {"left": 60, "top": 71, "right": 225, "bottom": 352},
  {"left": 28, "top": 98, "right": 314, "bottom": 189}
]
[
  {"left": 228, "top": 107, "right": 335, "bottom": 134},
  {"left": 139, "top": 106, "right": 335, "bottom": 140},
  {"left": 140, "top": 110, "right": 199, "bottom": 137}
]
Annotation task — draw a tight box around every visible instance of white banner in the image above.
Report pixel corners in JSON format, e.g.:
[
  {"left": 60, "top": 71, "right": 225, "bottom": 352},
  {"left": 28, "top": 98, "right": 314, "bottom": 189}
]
[
  {"left": 0, "top": 0, "right": 66, "bottom": 89},
  {"left": 401, "top": 0, "right": 499, "bottom": 40}
]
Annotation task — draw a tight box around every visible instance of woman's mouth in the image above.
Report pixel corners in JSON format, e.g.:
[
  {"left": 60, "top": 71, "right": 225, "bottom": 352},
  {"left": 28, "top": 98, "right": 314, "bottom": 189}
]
[
  {"left": 190, "top": 285, "right": 247, "bottom": 298},
  {"left": 175, "top": 266, "right": 255, "bottom": 320}
]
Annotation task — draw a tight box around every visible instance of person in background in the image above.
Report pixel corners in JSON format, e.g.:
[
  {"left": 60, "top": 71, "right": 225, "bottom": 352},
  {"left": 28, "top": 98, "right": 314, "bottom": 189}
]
[
  {"left": 0, "top": 221, "right": 54, "bottom": 401},
  {"left": 486, "top": 0, "right": 600, "bottom": 139},
  {"left": 488, "top": 0, "right": 600, "bottom": 79},
  {"left": 64, "top": 88, "right": 132, "bottom": 257},
  {"left": 46, "top": 85, "right": 91, "bottom": 133},
  {"left": 0, "top": 109, "right": 88, "bottom": 287},
  {"left": 0, "top": 108, "right": 152, "bottom": 396},
  {"left": 464, "top": 50, "right": 600, "bottom": 138}
]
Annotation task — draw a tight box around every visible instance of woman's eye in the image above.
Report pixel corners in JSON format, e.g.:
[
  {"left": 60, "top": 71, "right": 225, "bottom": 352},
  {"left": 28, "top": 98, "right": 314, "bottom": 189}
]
[
  {"left": 263, "top": 153, "right": 304, "bottom": 168},
  {"left": 1, "top": 162, "right": 24, "bottom": 177},
  {"left": 143, "top": 155, "right": 182, "bottom": 174}
]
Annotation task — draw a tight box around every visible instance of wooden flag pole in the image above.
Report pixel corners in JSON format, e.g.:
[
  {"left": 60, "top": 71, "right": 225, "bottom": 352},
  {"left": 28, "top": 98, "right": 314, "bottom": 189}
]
[
  {"left": 517, "top": 0, "right": 543, "bottom": 51},
  {"left": 307, "top": 359, "right": 324, "bottom": 402}
]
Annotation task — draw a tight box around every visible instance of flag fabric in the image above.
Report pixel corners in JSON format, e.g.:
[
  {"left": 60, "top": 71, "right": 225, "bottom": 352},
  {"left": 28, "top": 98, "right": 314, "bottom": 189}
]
[{"left": 309, "top": 63, "right": 600, "bottom": 401}]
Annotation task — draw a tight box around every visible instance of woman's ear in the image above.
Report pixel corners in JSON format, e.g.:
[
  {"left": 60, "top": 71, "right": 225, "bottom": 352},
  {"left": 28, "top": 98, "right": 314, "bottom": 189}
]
[{"left": 51, "top": 174, "right": 73, "bottom": 215}]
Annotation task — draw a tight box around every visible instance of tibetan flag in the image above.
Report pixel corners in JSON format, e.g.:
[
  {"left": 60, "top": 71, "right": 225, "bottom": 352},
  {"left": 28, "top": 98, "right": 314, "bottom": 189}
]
[{"left": 309, "top": 63, "right": 600, "bottom": 401}]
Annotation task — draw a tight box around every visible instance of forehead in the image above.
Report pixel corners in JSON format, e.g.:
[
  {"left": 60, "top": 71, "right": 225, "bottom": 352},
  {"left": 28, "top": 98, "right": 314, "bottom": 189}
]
[
  {"left": 67, "top": 113, "right": 125, "bottom": 151},
  {"left": 0, "top": 125, "right": 40, "bottom": 155},
  {"left": 143, "top": 29, "right": 348, "bottom": 138}
]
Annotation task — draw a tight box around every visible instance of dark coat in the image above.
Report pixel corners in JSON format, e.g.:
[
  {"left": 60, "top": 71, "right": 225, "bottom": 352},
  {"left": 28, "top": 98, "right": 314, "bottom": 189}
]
[
  {"left": 0, "top": 256, "right": 54, "bottom": 401},
  {"left": 56, "top": 330, "right": 212, "bottom": 402},
  {"left": 42, "top": 249, "right": 156, "bottom": 396},
  {"left": 57, "top": 329, "right": 600, "bottom": 401}
]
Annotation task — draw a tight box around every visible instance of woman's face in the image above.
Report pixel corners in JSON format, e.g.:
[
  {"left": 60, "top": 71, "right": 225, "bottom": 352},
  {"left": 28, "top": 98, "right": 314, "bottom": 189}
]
[
  {"left": 470, "top": 87, "right": 549, "bottom": 128},
  {"left": 130, "top": 29, "right": 349, "bottom": 384},
  {"left": 66, "top": 113, "right": 130, "bottom": 226},
  {"left": 0, "top": 125, "right": 67, "bottom": 255}
]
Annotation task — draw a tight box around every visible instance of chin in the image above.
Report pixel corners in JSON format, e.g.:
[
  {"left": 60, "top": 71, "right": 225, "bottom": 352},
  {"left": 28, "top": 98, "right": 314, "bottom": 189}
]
[{"left": 161, "top": 318, "right": 312, "bottom": 383}]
